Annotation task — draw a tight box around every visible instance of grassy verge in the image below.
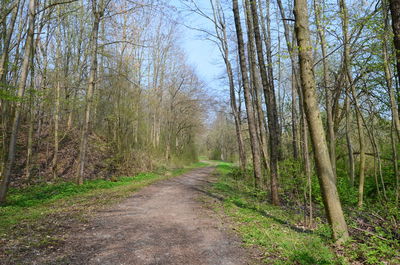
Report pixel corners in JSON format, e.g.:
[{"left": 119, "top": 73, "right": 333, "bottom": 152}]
[
  {"left": 0, "top": 161, "right": 209, "bottom": 263},
  {"left": 209, "top": 162, "right": 344, "bottom": 265}
]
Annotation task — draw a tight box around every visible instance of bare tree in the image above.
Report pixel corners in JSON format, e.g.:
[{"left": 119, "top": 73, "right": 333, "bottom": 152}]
[{"left": 232, "top": 0, "right": 263, "bottom": 187}]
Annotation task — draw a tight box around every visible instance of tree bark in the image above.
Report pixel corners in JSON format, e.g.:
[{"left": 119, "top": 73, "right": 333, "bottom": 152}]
[
  {"left": 249, "top": 0, "right": 281, "bottom": 204},
  {"left": 294, "top": 0, "right": 349, "bottom": 243},
  {"left": 232, "top": 0, "right": 263, "bottom": 187},
  {"left": 276, "top": 0, "right": 301, "bottom": 160},
  {"left": 339, "top": 0, "right": 366, "bottom": 206},
  {"left": 0, "top": 0, "right": 36, "bottom": 203},
  {"left": 389, "top": 0, "right": 400, "bottom": 86},
  {"left": 313, "top": 0, "right": 336, "bottom": 178},
  {"left": 209, "top": 0, "right": 247, "bottom": 171},
  {"left": 384, "top": 0, "right": 400, "bottom": 145},
  {"left": 77, "top": 0, "right": 103, "bottom": 185},
  {"left": 244, "top": 0, "right": 270, "bottom": 175}
]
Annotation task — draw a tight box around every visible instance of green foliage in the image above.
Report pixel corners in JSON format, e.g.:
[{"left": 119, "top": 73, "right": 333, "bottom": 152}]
[
  {"left": 0, "top": 86, "right": 20, "bottom": 102},
  {"left": 0, "top": 173, "right": 158, "bottom": 232},
  {"left": 210, "top": 149, "right": 222, "bottom": 160},
  {"left": 0, "top": 161, "right": 209, "bottom": 235},
  {"left": 4, "top": 174, "right": 158, "bottom": 208},
  {"left": 212, "top": 164, "right": 340, "bottom": 265},
  {"left": 336, "top": 176, "right": 358, "bottom": 206}
]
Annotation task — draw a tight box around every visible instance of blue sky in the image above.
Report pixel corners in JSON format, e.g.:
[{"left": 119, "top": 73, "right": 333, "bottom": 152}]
[{"left": 170, "top": 1, "right": 226, "bottom": 96}]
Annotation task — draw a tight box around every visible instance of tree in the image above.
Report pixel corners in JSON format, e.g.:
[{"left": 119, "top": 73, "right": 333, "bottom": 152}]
[
  {"left": 0, "top": 0, "right": 36, "bottom": 203},
  {"left": 77, "top": 0, "right": 107, "bottom": 185},
  {"left": 294, "top": 0, "right": 349, "bottom": 243},
  {"left": 249, "top": 0, "right": 281, "bottom": 205},
  {"left": 232, "top": 0, "right": 263, "bottom": 187}
]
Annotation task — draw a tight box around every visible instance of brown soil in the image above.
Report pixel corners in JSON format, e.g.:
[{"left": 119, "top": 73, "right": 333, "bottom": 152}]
[{"left": 43, "top": 167, "right": 260, "bottom": 265}]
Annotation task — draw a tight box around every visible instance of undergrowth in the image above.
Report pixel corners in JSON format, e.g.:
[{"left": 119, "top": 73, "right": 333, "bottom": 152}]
[
  {"left": 211, "top": 162, "right": 400, "bottom": 265},
  {"left": 0, "top": 161, "right": 209, "bottom": 263},
  {"left": 211, "top": 163, "right": 344, "bottom": 265}
]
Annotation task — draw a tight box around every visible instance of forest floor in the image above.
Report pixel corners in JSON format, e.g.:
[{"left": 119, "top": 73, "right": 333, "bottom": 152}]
[{"left": 1, "top": 165, "right": 261, "bottom": 264}]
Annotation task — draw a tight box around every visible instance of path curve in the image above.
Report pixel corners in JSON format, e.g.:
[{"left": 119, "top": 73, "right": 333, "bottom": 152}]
[{"left": 64, "top": 167, "right": 258, "bottom": 265}]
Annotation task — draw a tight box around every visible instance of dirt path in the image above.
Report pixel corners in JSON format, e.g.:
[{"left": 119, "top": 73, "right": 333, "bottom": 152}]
[{"left": 58, "top": 167, "right": 259, "bottom": 265}]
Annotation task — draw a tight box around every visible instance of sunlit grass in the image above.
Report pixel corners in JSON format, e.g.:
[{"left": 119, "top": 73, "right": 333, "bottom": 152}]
[
  {"left": 211, "top": 163, "right": 342, "bottom": 265},
  {"left": 0, "top": 160, "right": 210, "bottom": 235}
]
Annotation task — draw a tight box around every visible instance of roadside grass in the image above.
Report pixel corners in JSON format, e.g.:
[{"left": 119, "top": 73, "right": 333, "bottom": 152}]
[
  {"left": 0, "top": 161, "right": 209, "bottom": 262},
  {"left": 210, "top": 162, "right": 343, "bottom": 265}
]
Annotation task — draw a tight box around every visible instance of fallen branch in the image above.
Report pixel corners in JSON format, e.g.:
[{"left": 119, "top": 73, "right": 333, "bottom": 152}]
[{"left": 351, "top": 226, "right": 388, "bottom": 241}]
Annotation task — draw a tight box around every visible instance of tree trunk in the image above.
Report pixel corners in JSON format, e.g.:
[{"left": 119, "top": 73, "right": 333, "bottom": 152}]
[
  {"left": 53, "top": 9, "right": 62, "bottom": 179},
  {"left": 25, "top": 52, "right": 35, "bottom": 180},
  {"left": 244, "top": 0, "right": 270, "bottom": 175},
  {"left": 313, "top": 0, "right": 336, "bottom": 178},
  {"left": 232, "top": 0, "right": 263, "bottom": 187},
  {"left": 249, "top": 0, "right": 281, "bottom": 204},
  {"left": 339, "top": 0, "right": 366, "bottom": 206},
  {"left": 0, "top": 0, "right": 36, "bottom": 203},
  {"left": 77, "top": 0, "right": 103, "bottom": 185},
  {"left": 392, "top": 122, "right": 399, "bottom": 205},
  {"left": 389, "top": 0, "right": 400, "bottom": 86},
  {"left": 276, "top": 0, "right": 302, "bottom": 161},
  {"left": 294, "top": 0, "right": 349, "bottom": 243},
  {"left": 384, "top": 0, "right": 400, "bottom": 144},
  {"left": 210, "top": 0, "right": 247, "bottom": 170}
]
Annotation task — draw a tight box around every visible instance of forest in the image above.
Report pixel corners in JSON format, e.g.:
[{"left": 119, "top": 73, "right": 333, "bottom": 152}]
[{"left": 1, "top": 0, "right": 400, "bottom": 264}]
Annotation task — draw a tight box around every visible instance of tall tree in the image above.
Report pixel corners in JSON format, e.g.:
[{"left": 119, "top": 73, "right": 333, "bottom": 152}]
[
  {"left": 232, "top": 0, "right": 263, "bottom": 187},
  {"left": 77, "top": 0, "right": 106, "bottom": 185},
  {"left": 0, "top": 0, "right": 36, "bottom": 203},
  {"left": 249, "top": 0, "right": 281, "bottom": 205},
  {"left": 389, "top": 0, "right": 400, "bottom": 85},
  {"left": 313, "top": 0, "right": 336, "bottom": 178},
  {"left": 294, "top": 0, "right": 349, "bottom": 243},
  {"left": 209, "top": 0, "right": 247, "bottom": 170}
]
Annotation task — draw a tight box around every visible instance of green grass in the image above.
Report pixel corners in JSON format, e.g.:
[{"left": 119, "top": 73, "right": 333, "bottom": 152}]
[
  {"left": 0, "top": 161, "right": 210, "bottom": 237},
  {"left": 211, "top": 163, "right": 343, "bottom": 265}
]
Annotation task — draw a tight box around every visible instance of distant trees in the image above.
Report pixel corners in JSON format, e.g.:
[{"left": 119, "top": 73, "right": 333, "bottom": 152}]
[
  {"left": 0, "top": 0, "right": 36, "bottom": 203},
  {"left": 0, "top": 0, "right": 206, "bottom": 202},
  {"left": 196, "top": 0, "right": 399, "bottom": 244},
  {"left": 77, "top": 0, "right": 107, "bottom": 185},
  {"left": 1, "top": 0, "right": 400, "bottom": 247}
]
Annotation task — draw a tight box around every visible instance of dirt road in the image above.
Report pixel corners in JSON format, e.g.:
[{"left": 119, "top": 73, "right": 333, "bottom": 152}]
[{"left": 60, "top": 167, "right": 258, "bottom": 265}]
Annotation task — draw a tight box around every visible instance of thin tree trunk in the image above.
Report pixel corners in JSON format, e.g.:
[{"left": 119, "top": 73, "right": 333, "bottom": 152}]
[
  {"left": 276, "top": 0, "right": 301, "bottom": 160},
  {"left": 232, "top": 0, "right": 263, "bottom": 187},
  {"left": 294, "top": 0, "right": 349, "bottom": 243},
  {"left": 340, "top": 0, "right": 366, "bottom": 207},
  {"left": 0, "top": 0, "right": 36, "bottom": 203},
  {"left": 53, "top": 9, "right": 62, "bottom": 179},
  {"left": 249, "top": 0, "right": 281, "bottom": 204},
  {"left": 392, "top": 122, "right": 399, "bottom": 205},
  {"left": 345, "top": 95, "right": 355, "bottom": 185},
  {"left": 77, "top": 0, "right": 103, "bottom": 185},
  {"left": 389, "top": 0, "right": 400, "bottom": 86},
  {"left": 291, "top": 71, "right": 300, "bottom": 159},
  {"left": 25, "top": 50, "right": 35, "bottom": 181},
  {"left": 244, "top": 0, "right": 270, "bottom": 175},
  {"left": 313, "top": 0, "right": 336, "bottom": 178},
  {"left": 209, "top": 0, "right": 247, "bottom": 170}
]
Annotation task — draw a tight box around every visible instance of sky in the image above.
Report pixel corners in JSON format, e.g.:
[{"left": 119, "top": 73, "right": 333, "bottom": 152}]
[{"left": 169, "top": 1, "right": 227, "bottom": 97}]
